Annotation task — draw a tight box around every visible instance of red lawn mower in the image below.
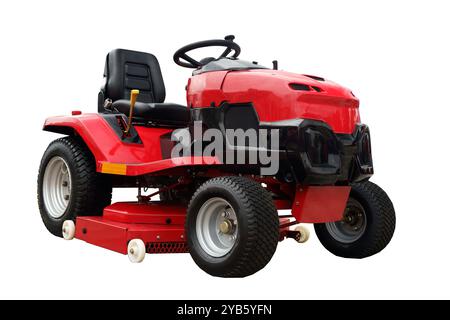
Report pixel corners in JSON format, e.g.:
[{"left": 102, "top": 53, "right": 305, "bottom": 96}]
[{"left": 38, "top": 36, "right": 395, "bottom": 277}]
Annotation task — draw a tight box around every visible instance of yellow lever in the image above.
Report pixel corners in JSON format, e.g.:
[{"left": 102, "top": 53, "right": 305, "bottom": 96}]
[{"left": 124, "top": 89, "right": 139, "bottom": 134}]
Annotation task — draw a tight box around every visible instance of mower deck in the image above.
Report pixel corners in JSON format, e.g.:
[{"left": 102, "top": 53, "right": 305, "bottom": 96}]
[{"left": 74, "top": 186, "right": 352, "bottom": 256}]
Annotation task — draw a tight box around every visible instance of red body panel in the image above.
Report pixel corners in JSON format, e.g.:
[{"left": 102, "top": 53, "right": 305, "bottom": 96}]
[
  {"left": 111, "top": 156, "right": 221, "bottom": 176},
  {"left": 187, "top": 69, "right": 360, "bottom": 134},
  {"left": 186, "top": 71, "right": 228, "bottom": 107},
  {"left": 44, "top": 113, "right": 170, "bottom": 164},
  {"left": 292, "top": 186, "right": 351, "bottom": 223},
  {"left": 44, "top": 114, "right": 220, "bottom": 175}
]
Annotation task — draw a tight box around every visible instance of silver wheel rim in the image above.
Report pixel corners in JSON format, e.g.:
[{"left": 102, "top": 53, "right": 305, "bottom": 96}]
[
  {"left": 42, "top": 156, "right": 72, "bottom": 219},
  {"left": 196, "top": 197, "right": 238, "bottom": 257},
  {"left": 325, "top": 198, "right": 367, "bottom": 244}
]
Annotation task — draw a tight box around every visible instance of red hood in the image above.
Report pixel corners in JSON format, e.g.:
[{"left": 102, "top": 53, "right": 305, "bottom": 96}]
[
  {"left": 187, "top": 68, "right": 361, "bottom": 134},
  {"left": 238, "top": 69, "right": 357, "bottom": 102}
]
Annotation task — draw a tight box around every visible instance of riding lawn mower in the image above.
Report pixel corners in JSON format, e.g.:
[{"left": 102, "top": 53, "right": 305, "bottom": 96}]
[{"left": 38, "top": 35, "right": 395, "bottom": 277}]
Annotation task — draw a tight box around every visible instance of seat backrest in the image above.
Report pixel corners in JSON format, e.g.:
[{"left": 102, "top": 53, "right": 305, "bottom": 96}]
[{"left": 99, "top": 49, "right": 166, "bottom": 112}]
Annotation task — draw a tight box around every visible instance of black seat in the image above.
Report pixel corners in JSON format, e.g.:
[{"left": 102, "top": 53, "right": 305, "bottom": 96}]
[{"left": 98, "top": 49, "right": 189, "bottom": 126}]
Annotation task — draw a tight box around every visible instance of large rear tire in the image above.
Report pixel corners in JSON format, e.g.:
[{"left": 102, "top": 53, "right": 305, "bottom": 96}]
[
  {"left": 314, "top": 181, "right": 395, "bottom": 258},
  {"left": 186, "top": 176, "right": 279, "bottom": 277},
  {"left": 37, "top": 136, "right": 112, "bottom": 237}
]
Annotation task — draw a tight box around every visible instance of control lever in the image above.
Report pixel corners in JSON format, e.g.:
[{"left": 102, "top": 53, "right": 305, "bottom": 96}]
[{"left": 124, "top": 89, "right": 139, "bottom": 135}]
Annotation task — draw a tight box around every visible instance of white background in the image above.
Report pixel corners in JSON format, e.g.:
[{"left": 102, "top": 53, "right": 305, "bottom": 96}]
[{"left": 0, "top": 0, "right": 449, "bottom": 299}]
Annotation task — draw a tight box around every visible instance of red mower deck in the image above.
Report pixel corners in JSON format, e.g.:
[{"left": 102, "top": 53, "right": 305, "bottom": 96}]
[{"left": 75, "top": 185, "right": 351, "bottom": 255}]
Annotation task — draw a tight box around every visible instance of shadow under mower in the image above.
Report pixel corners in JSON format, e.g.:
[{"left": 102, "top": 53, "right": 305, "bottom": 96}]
[{"left": 38, "top": 36, "right": 395, "bottom": 277}]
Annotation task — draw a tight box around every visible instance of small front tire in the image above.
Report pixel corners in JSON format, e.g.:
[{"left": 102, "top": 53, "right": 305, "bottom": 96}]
[{"left": 314, "top": 181, "right": 395, "bottom": 258}]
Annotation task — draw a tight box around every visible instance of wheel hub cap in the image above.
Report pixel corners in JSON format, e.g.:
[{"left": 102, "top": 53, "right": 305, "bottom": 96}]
[
  {"left": 219, "top": 220, "right": 233, "bottom": 234},
  {"left": 42, "top": 156, "right": 72, "bottom": 219},
  {"left": 196, "top": 197, "right": 238, "bottom": 257},
  {"left": 325, "top": 199, "right": 367, "bottom": 244}
]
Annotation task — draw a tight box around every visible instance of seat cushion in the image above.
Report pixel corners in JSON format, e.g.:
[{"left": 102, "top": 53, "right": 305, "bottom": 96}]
[{"left": 112, "top": 100, "right": 189, "bottom": 126}]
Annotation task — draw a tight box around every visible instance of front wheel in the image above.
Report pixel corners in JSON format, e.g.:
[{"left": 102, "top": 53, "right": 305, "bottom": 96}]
[
  {"left": 186, "top": 176, "right": 279, "bottom": 277},
  {"left": 314, "top": 181, "right": 395, "bottom": 258}
]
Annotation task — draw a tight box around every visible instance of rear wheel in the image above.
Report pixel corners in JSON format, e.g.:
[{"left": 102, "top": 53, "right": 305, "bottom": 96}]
[
  {"left": 38, "top": 136, "right": 112, "bottom": 237},
  {"left": 186, "top": 176, "right": 279, "bottom": 277},
  {"left": 314, "top": 181, "right": 395, "bottom": 258}
]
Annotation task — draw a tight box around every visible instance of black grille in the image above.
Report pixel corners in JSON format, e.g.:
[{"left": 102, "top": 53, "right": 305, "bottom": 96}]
[{"left": 289, "top": 83, "right": 311, "bottom": 91}]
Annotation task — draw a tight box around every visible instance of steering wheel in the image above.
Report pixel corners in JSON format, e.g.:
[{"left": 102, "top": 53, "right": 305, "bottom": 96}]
[{"left": 173, "top": 35, "right": 241, "bottom": 68}]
